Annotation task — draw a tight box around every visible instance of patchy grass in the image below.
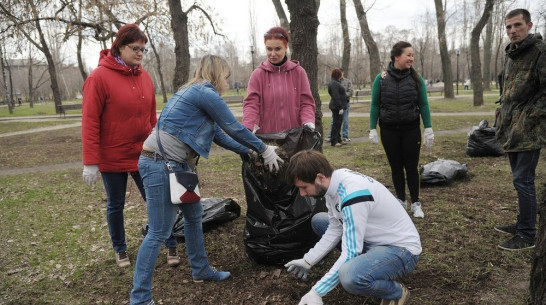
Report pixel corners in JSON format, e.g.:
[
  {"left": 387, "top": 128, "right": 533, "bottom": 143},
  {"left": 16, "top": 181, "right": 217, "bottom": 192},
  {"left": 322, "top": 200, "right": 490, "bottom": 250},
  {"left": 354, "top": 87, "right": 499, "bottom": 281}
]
[{"left": 1, "top": 120, "right": 544, "bottom": 304}]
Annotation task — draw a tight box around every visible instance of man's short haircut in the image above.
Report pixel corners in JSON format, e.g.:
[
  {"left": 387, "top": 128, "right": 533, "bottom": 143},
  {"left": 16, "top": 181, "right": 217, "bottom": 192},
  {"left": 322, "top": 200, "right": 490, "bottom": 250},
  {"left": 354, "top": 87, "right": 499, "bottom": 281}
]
[
  {"left": 285, "top": 150, "right": 334, "bottom": 184},
  {"left": 505, "top": 8, "right": 531, "bottom": 24}
]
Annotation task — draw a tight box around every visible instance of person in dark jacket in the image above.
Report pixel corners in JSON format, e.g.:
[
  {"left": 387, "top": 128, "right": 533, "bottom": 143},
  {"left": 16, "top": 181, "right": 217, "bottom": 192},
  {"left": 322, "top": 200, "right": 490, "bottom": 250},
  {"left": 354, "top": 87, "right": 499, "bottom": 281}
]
[
  {"left": 494, "top": 9, "right": 546, "bottom": 251},
  {"left": 81, "top": 24, "right": 179, "bottom": 268},
  {"left": 369, "top": 41, "right": 433, "bottom": 219},
  {"left": 328, "top": 68, "right": 348, "bottom": 147}
]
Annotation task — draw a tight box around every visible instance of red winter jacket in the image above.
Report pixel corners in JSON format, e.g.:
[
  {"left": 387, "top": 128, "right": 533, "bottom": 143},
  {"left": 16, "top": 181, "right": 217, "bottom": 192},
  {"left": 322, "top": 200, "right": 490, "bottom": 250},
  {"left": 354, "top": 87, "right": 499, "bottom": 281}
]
[{"left": 81, "top": 49, "right": 157, "bottom": 172}]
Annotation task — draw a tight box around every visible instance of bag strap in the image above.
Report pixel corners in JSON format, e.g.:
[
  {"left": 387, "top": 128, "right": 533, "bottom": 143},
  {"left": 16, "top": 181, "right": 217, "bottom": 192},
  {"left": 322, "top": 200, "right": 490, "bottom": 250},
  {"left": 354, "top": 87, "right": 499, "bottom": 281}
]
[{"left": 155, "top": 121, "right": 174, "bottom": 172}]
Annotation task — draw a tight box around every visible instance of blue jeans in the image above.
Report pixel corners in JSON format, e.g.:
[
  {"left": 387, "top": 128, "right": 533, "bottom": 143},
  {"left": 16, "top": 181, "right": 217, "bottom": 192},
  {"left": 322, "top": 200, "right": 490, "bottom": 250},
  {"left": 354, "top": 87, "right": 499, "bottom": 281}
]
[
  {"left": 312, "top": 213, "right": 419, "bottom": 300},
  {"left": 508, "top": 149, "right": 541, "bottom": 241},
  {"left": 101, "top": 171, "right": 177, "bottom": 253},
  {"left": 131, "top": 156, "right": 212, "bottom": 305},
  {"left": 328, "top": 103, "right": 350, "bottom": 139}
]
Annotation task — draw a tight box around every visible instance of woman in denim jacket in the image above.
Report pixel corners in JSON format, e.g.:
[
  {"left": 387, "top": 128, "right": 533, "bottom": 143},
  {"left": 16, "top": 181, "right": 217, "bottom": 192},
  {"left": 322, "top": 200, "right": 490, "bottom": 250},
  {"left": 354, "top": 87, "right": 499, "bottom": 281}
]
[{"left": 130, "top": 55, "right": 282, "bottom": 305}]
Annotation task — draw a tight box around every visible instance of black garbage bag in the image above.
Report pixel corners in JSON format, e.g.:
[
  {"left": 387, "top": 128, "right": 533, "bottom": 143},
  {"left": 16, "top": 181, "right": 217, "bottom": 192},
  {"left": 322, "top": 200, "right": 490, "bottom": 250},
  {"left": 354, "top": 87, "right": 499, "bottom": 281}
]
[
  {"left": 243, "top": 127, "right": 326, "bottom": 266},
  {"left": 420, "top": 159, "right": 468, "bottom": 185},
  {"left": 466, "top": 120, "right": 504, "bottom": 157},
  {"left": 141, "top": 198, "right": 241, "bottom": 240}
]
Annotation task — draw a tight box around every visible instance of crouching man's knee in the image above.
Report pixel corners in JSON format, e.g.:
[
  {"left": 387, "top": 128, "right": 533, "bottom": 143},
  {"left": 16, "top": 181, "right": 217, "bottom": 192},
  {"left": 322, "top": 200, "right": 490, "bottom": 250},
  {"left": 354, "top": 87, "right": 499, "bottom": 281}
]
[{"left": 338, "top": 263, "right": 374, "bottom": 295}]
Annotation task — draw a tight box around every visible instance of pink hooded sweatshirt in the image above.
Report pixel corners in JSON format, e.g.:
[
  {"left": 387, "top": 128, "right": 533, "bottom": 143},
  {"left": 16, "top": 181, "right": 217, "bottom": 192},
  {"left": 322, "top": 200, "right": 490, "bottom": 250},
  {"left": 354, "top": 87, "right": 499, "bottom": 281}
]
[{"left": 243, "top": 59, "right": 315, "bottom": 134}]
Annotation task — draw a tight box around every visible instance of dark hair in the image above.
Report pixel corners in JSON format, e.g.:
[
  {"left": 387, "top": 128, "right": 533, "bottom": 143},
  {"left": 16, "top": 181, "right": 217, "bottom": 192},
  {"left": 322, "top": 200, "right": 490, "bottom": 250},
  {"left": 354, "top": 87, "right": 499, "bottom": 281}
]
[
  {"left": 506, "top": 9, "right": 531, "bottom": 23},
  {"left": 390, "top": 41, "right": 421, "bottom": 89},
  {"left": 331, "top": 68, "right": 342, "bottom": 81},
  {"left": 111, "top": 24, "right": 148, "bottom": 57},
  {"left": 286, "top": 150, "right": 334, "bottom": 184},
  {"left": 264, "top": 26, "right": 289, "bottom": 47}
]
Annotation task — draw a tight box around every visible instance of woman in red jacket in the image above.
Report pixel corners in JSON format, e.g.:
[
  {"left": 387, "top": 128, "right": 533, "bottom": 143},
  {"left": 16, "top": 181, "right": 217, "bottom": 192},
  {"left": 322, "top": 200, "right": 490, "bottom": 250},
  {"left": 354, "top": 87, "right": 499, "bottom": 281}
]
[{"left": 81, "top": 24, "right": 178, "bottom": 268}]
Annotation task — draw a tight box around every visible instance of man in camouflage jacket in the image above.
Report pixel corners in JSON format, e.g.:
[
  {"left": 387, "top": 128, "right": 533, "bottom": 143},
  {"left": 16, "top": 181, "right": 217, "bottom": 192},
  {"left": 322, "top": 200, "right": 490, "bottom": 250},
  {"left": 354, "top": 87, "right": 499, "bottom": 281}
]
[{"left": 495, "top": 8, "right": 546, "bottom": 251}]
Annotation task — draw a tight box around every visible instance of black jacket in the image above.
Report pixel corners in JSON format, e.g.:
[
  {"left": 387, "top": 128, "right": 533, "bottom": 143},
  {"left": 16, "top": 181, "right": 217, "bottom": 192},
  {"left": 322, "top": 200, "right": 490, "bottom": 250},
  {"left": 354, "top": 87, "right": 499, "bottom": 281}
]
[
  {"left": 379, "top": 62, "right": 420, "bottom": 128},
  {"left": 328, "top": 78, "right": 348, "bottom": 110}
]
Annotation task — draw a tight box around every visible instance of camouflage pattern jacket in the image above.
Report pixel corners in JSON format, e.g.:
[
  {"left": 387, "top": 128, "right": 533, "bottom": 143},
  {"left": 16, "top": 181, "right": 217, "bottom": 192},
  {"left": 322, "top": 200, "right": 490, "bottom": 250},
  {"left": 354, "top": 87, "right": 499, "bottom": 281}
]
[{"left": 496, "top": 34, "right": 546, "bottom": 152}]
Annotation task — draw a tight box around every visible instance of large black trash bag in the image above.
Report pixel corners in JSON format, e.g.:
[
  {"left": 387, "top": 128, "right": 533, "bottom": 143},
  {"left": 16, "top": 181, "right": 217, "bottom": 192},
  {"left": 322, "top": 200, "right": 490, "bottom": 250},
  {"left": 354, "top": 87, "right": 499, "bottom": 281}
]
[
  {"left": 420, "top": 159, "right": 468, "bottom": 185},
  {"left": 142, "top": 198, "right": 241, "bottom": 240},
  {"left": 466, "top": 120, "right": 504, "bottom": 157},
  {"left": 173, "top": 198, "right": 241, "bottom": 239},
  {"left": 243, "top": 127, "right": 326, "bottom": 266}
]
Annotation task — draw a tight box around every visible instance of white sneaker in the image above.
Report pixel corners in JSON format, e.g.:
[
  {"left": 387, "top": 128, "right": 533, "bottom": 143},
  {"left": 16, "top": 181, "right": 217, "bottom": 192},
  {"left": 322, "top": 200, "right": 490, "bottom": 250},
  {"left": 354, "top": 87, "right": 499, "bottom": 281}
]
[
  {"left": 398, "top": 199, "right": 408, "bottom": 209},
  {"left": 411, "top": 202, "right": 424, "bottom": 218}
]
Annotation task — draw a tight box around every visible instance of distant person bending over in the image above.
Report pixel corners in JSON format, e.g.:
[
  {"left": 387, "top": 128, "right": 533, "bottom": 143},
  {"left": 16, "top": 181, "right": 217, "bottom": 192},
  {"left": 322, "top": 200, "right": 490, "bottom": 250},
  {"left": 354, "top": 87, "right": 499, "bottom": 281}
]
[
  {"left": 284, "top": 150, "right": 421, "bottom": 305},
  {"left": 369, "top": 41, "right": 433, "bottom": 218},
  {"left": 81, "top": 24, "right": 179, "bottom": 269},
  {"left": 130, "top": 54, "right": 282, "bottom": 305},
  {"left": 494, "top": 8, "right": 546, "bottom": 251},
  {"left": 243, "top": 26, "right": 316, "bottom": 134}
]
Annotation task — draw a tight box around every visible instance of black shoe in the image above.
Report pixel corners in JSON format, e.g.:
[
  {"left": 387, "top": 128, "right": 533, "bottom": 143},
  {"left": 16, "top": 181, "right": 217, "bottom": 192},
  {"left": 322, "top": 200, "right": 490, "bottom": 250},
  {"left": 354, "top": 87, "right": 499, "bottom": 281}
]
[
  {"left": 498, "top": 235, "right": 535, "bottom": 251},
  {"left": 494, "top": 224, "right": 516, "bottom": 235}
]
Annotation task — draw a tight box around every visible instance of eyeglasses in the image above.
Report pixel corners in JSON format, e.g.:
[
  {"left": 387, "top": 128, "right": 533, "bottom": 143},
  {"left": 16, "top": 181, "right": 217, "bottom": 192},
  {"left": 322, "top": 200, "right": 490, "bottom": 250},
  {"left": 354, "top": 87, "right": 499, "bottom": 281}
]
[
  {"left": 126, "top": 45, "right": 148, "bottom": 54},
  {"left": 264, "top": 32, "right": 286, "bottom": 39}
]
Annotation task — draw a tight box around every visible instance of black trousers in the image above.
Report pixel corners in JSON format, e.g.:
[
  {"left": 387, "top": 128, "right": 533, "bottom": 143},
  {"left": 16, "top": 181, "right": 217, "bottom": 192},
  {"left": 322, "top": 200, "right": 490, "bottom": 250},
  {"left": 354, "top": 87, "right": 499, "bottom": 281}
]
[
  {"left": 380, "top": 126, "right": 421, "bottom": 203},
  {"left": 330, "top": 109, "right": 343, "bottom": 146}
]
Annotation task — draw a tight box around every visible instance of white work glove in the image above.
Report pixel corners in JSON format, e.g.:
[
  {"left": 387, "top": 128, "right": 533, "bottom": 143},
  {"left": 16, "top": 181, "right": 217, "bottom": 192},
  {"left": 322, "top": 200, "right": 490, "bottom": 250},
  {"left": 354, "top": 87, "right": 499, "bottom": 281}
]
[
  {"left": 304, "top": 122, "right": 315, "bottom": 130},
  {"left": 423, "top": 127, "right": 434, "bottom": 148},
  {"left": 369, "top": 129, "right": 379, "bottom": 144},
  {"left": 339, "top": 109, "right": 344, "bottom": 115},
  {"left": 298, "top": 289, "right": 323, "bottom": 305},
  {"left": 261, "top": 145, "right": 283, "bottom": 172},
  {"left": 82, "top": 165, "right": 99, "bottom": 186},
  {"left": 285, "top": 258, "right": 312, "bottom": 281}
]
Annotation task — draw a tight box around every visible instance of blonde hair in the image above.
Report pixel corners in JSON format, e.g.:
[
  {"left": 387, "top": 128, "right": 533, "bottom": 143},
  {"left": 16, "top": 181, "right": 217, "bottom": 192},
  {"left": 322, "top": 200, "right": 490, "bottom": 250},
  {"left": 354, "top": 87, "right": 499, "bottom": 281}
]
[{"left": 183, "top": 54, "right": 231, "bottom": 95}]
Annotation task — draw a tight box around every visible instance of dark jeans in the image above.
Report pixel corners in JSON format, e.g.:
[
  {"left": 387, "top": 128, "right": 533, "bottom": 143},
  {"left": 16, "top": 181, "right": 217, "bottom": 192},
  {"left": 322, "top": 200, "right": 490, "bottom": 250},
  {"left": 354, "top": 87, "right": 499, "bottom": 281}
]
[
  {"left": 507, "top": 150, "right": 541, "bottom": 241},
  {"left": 330, "top": 109, "right": 343, "bottom": 146},
  {"left": 380, "top": 127, "right": 421, "bottom": 203},
  {"left": 101, "top": 171, "right": 177, "bottom": 253}
]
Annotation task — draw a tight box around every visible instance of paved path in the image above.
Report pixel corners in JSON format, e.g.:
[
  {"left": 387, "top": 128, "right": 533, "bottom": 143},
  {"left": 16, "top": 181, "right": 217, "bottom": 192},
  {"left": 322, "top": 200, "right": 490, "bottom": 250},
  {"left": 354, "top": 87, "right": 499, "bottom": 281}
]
[{"left": 0, "top": 111, "right": 493, "bottom": 176}]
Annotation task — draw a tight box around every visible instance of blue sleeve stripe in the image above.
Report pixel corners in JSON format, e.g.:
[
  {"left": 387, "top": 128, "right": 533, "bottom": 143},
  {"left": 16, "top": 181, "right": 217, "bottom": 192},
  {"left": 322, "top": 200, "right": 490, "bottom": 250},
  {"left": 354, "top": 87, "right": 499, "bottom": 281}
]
[
  {"left": 315, "top": 271, "right": 340, "bottom": 295},
  {"left": 342, "top": 207, "right": 358, "bottom": 258},
  {"left": 342, "top": 189, "right": 372, "bottom": 203},
  {"left": 341, "top": 195, "right": 374, "bottom": 210}
]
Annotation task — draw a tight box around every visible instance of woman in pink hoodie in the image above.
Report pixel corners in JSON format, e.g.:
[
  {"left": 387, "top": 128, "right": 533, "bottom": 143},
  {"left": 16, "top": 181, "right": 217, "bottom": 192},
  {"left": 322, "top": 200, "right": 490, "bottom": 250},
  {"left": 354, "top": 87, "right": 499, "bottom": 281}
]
[{"left": 243, "top": 27, "right": 315, "bottom": 134}]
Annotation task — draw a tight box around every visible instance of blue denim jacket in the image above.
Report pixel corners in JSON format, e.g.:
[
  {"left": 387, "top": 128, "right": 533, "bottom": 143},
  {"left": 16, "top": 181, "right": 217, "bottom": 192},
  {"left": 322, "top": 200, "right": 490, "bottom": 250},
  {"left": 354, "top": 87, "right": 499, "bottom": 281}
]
[{"left": 158, "top": 82, "right": 266, "bottom": 158}]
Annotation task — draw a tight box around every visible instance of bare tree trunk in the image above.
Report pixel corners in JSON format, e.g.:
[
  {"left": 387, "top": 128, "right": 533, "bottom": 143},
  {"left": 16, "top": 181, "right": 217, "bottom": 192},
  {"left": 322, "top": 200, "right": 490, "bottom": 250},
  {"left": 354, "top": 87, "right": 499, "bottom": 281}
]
[
  {"left": 530, "top": 182, "right": 546, "bottom": 304},
  {"left": 0, "top": 46, "right": 13, "bottom": 114},
  {"left": 145, "top": 26, "right": 168, "bottom": 104},
  {"left": 482, "top": 14, "right": 493, "bottom": 90},
  {"left": 470, "top": 0, "right": 494, "bottom": 106},
  {"left": 352, "top": 0, "right": 381, "bottom": 83},
  {"left": 168, "top": 0, "right": 190, "bottom": 91},
  {"left": 433, "top": 0, "right": 454, "bottom": 98},
  {"left": 340, "top": 0, "right": 351, "bottom": 74},
  {"left": 27, "top": 49, "right": 34, "bottom": 108},
  {"left": 76, "top": 0, "right": 88, "bottom": 81},
  {"left": 285, "top": 0, "right": 323, "bottom": 146},
  {"left": 271, "top": 0, "right": 292, "bottom": 53}
]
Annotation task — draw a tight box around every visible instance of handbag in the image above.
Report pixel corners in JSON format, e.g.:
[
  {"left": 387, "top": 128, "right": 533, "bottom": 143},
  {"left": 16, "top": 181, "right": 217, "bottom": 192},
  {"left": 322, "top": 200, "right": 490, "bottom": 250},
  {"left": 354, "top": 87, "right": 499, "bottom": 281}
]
[{"left": 156, "top": 123, "right": 201, "bottom": 204}]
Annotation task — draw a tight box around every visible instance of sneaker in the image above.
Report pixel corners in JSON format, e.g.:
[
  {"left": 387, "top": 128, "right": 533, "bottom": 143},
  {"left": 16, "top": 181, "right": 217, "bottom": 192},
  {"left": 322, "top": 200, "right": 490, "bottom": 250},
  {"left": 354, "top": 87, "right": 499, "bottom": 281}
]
[
  {"left": 498, "top": 235, "right": 535, "bottom": 251},
  {"left": 494, "top": 224, "right": 517, "bottom": 235},
  {"left": 398, "top": 199, "right": 408, "bottom": 210},
  {"left": 325, "top": 137, "right": 331, "bottom": 143},
  {"left": 193, "top": 267, "right": 231, "bottom": 283},
  {"left": 380, "top": 283, "right": 410, "bottom": 305},
  {"left": 343, "top": 137, "right": 351, "bottom": 142},
  {"left": 115, "top": 251, "right": 131, "bottom": 268},
  {"left": 167, "top": 247, "right": 180, "bottom": 267},
  {"left": 340, "top": 140, "right": 348, "bottom": 145},
  {"left": 411, "top": 202, "right": 424, "bottom": 218},
  {"left": 333, "top": 143, "right": 342, "bottom": 147}
]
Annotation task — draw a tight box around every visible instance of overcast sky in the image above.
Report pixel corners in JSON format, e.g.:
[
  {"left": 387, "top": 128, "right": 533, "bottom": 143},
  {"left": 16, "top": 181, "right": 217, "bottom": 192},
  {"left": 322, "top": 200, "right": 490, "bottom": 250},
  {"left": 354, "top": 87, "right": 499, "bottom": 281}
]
[{"left": 81, "top": 0, "right": 541, "bottom": 69}]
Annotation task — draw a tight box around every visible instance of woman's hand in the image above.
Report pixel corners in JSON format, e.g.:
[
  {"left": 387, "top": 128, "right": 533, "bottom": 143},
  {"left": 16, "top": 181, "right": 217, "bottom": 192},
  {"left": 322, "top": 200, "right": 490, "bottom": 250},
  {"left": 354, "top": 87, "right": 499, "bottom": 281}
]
[{"left": 261, "top": 145, "right": 283, "bottom": 172}]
